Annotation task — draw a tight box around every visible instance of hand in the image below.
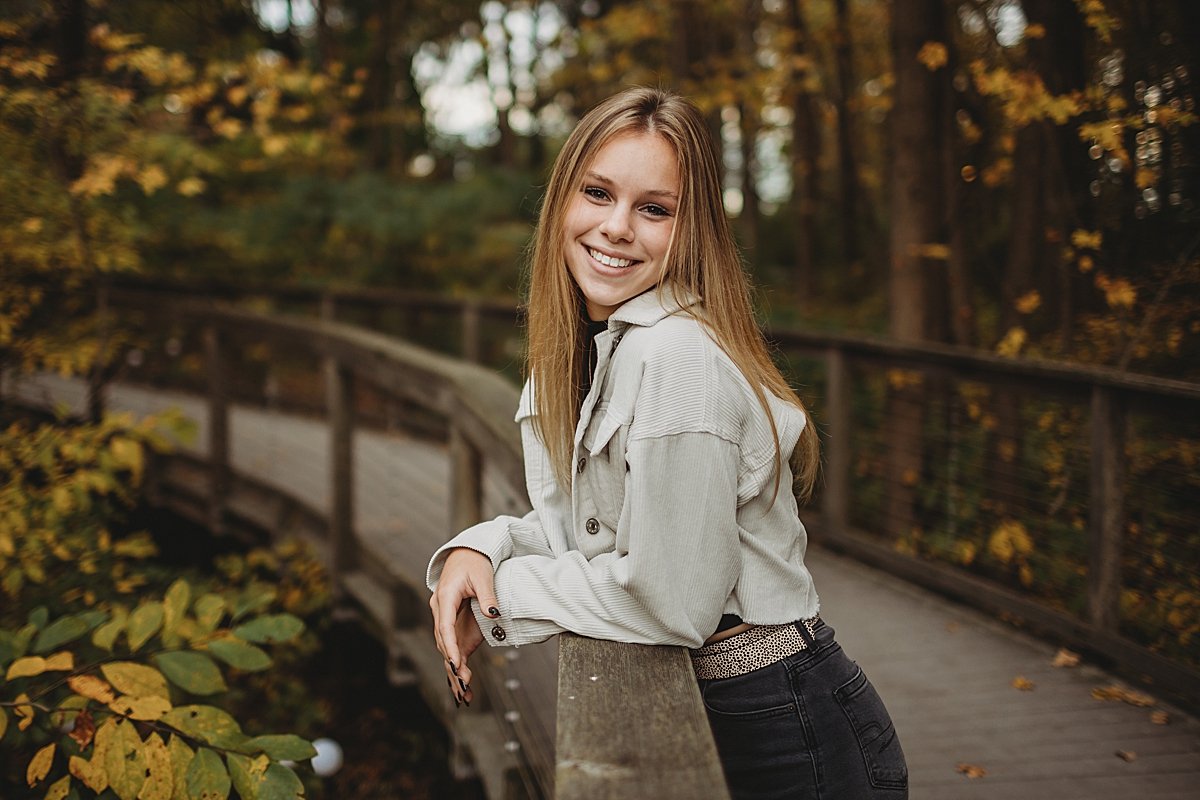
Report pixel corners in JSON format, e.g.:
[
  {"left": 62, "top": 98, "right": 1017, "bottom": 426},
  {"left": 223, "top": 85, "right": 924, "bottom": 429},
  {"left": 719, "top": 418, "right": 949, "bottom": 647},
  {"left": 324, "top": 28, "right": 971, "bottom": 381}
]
[{"left": 429, "top": 547, "right": 500, "bottom": 706}]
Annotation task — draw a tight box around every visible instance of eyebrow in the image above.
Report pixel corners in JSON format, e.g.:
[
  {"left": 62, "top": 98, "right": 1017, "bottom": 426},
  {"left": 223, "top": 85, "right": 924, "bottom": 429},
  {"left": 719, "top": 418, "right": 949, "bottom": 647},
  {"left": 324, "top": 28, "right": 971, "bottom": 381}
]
[{"left": 585, "top": 171, "right": 679, "bottom": 201}]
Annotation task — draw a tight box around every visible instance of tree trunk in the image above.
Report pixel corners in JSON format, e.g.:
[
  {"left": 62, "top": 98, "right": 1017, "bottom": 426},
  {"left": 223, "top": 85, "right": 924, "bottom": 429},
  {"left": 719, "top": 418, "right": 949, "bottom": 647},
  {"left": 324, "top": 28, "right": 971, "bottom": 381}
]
[
  {"left": 886, "top": 0, "right": 945, "bottom": 545},
  {"left": 833, "top": 0, "right": 860, "bottom": 269},
  {"left": 787, "top": 0, "right": 817, "bottom": 297}
]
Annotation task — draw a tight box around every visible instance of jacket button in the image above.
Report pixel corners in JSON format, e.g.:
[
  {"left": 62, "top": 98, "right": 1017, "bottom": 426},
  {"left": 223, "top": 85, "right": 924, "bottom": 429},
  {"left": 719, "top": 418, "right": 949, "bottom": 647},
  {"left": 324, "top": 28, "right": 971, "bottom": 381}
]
[
  {"left": 491, "top": 625, "right": 507, "bottom": 641},
  {"left": 585, "top": 517, "right": 600, "bottom": 535},
  {"left": 577, "top": 457, "right": 587, "bottom": 474}
]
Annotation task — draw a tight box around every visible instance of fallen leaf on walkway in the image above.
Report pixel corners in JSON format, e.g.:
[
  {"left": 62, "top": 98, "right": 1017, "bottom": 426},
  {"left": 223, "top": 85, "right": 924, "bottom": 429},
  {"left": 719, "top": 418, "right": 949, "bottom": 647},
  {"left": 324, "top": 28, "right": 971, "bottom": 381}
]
[
  {"left": 945, "top": 622, "right": 960, "bottom": 633},
  {"left": 1092, "top": 685, "right": 1155, "bottom": 707},
  {"left": 956, "top": 763, "right": 987, "bottom": 779},
  {"left": 1051, "top": 648, "right": 1080, "bottom": 668},
  {"left": 1115, "top": 750, "right": 1137, "bottom": 762},
  {"left": 1011, "top": 675, "right": 1035, "bottom": 691},
  {"left": 1150, "top": 711, "right": 1170, "bottom": 725}
]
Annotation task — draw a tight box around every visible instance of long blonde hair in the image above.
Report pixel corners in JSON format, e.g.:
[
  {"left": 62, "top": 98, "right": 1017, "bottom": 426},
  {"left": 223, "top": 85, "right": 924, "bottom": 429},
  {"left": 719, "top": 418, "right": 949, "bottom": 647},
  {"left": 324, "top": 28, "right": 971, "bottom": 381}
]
[{"left": 525, "top": 87, "right": 820, "bottom": 502}]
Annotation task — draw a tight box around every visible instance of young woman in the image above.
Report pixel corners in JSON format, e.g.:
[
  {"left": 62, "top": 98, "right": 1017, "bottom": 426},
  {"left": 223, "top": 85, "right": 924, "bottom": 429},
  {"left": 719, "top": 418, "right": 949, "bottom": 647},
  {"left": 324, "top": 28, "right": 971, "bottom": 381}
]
[{"left": 427, "top": 87, "right": 908, "bottom": 799}]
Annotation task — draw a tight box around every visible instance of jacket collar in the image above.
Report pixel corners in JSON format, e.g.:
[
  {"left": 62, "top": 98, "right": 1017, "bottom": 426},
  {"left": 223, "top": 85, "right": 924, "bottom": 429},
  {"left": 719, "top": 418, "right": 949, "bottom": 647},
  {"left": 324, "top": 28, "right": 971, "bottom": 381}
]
[{"left": 607, "top": 284, "right": 699, "bottom": 329}]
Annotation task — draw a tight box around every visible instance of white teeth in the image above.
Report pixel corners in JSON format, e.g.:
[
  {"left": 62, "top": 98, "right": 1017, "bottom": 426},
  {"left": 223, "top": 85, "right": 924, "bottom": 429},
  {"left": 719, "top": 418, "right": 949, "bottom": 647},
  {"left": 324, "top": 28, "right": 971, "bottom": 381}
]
[{"left": 588, "top": 247, "right": 634, "bottom": 268}]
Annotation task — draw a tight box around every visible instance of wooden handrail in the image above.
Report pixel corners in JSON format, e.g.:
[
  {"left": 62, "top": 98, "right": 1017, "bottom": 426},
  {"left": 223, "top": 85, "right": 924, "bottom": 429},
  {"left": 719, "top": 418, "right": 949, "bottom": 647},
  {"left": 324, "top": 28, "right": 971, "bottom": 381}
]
[{"left": 110, "top": 293, "right": 730, "bottom": 798}]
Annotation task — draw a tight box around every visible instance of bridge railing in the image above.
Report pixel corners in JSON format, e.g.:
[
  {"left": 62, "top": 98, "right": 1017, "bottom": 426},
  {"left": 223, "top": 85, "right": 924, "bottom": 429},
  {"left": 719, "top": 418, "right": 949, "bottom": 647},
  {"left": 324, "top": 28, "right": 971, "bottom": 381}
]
[{"left": 103, "top": 285, "right": 728, "bottom": 799}]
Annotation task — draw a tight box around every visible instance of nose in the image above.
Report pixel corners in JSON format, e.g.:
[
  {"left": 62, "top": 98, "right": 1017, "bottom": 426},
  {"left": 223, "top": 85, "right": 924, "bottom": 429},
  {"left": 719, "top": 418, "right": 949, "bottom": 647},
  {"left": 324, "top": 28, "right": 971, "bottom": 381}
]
[{"left": 599, "top": 204, "right": 634, "bottom": 242}]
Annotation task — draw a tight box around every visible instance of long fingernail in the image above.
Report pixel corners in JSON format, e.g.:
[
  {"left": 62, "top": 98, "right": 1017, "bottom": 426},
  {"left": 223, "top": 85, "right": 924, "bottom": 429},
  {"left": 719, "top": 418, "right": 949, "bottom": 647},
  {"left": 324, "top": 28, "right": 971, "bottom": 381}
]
[
  {"left": 464, "top": 697, "right": 470, "bottom": 707},
  {"left": 458, "top": 677, "right": 469, "bottom": 694},
  {"left": 488, "top": 606, "right": 500, "bottom": 617},
  {"left": 453, "top": 694, "right": 461, "bottom": 708},
  {"left": 448, "top": 660, "right": 458, "bottom": 676}
]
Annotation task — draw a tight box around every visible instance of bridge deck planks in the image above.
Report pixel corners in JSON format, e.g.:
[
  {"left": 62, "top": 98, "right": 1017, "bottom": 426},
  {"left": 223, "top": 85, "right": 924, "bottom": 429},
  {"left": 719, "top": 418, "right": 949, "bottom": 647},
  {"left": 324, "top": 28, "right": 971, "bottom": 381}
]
[{"left": 12, "top": 373, "right": 1200, "bottom": 799}]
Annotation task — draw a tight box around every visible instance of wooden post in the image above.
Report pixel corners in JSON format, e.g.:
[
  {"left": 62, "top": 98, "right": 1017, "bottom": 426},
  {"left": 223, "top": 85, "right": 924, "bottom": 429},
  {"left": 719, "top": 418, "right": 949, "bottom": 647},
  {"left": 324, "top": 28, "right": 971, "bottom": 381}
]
[
  {"left": 326, "top": 357, "right": 355, "bottom": 582},
  {"left": 822, "top": 347, "right": 850, "bottom": 538},
  {"left": 204, "top": 324, "right": 230, "bottom": 535},
  {"left": 461, "top": 300, "right": 481, "bottom": 363},
  {"left": 1087, "top": 386, "right": 1125, "bottom": 632},
  {"left": 449, "top": 426, "right": 483, "bottom": 535}
]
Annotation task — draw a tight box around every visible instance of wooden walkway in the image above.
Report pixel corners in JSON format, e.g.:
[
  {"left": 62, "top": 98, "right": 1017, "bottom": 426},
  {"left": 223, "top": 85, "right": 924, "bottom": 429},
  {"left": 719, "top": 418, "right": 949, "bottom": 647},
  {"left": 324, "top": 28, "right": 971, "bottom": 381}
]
[{"left": 14, "top": 373, "right": 1200, "bottom": 799}]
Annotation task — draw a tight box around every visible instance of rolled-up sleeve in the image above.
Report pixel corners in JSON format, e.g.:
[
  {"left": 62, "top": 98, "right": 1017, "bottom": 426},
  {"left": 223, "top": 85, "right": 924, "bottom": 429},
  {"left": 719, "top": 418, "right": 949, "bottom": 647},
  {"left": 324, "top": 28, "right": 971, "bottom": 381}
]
[
  {"left": 477, "top": 431, "right": 742, "bottom": 648},
  {"left": 425, "top": 509, "right": 559, "bottom": 591}
]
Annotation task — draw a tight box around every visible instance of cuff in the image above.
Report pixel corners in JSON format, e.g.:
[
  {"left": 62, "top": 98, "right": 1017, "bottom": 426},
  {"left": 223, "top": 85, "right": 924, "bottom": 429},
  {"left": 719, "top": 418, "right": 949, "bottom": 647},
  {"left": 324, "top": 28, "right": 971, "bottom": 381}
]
[{"left": 425, "top": 518, "right": 515, "bottom": 591}]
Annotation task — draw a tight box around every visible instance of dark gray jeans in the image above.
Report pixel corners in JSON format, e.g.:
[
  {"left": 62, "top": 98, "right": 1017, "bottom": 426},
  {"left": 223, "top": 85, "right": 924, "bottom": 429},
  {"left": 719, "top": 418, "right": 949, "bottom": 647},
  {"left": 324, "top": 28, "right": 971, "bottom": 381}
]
[{"left": 697, "top": 622, "right": 909, "bottom": 799}]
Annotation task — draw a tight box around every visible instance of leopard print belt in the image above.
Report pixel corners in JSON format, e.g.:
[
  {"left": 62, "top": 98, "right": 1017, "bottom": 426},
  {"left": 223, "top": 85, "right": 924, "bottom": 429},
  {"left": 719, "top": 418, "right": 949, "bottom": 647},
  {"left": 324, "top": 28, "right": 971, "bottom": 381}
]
[{"left": 690, "top": 616, "right": 824, "bottom": 680}]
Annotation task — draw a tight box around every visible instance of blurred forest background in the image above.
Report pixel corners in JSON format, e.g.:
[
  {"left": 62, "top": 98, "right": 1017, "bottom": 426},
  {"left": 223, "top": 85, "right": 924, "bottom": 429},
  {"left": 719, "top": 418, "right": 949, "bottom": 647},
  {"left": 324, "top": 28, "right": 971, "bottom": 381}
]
[
  {"left": 3, "top": 0, "right": 1198, "bottom": 373},
  {"left": 2, "top": 0, "right": 1199, "bottom": 798}
]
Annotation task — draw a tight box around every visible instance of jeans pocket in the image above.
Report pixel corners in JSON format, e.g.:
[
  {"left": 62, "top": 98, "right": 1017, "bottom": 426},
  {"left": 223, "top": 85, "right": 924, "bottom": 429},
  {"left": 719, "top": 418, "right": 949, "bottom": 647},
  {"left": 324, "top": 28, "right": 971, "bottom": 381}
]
[
  {"left": 702, "top": 669, "right": 815, "bottom": 798},
  {"left": 833, "top": 668, "right": 908, "bottom": 790}
]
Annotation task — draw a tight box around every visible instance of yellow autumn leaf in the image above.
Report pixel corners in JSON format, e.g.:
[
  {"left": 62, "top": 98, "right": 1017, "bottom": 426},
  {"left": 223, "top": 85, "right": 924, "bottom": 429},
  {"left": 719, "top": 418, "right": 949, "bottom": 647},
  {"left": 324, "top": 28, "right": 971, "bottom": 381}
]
[
  {"left": 262, "top": 134, "right": 289, "bottom": 157},
  {"left": 917, "top": 41, "right": 948, "bottom": 70},
  {"left": 68, "top": 674, "right": 117, "bottom": 704},
  {"left": 1025, "top": 23, "right": 1046, "bottom": 38},
  {"left": 1071, "top": 229, "right": 1103, "bottom": 249},
  {"left": 44, "top": 652, "right": 75, "bottom": 671},
  {"left": 1135, "top": 169, "right": 1157, "bottom": 189},
  {"left": 1014, "top": 290, "right": 1041, "bottom": 314},
  {"left": 176, "top": 177, "right": 206, "bottom": 196},
  {"left": 27, "top": 742, "right": 55, "bottom": 787},
  {"left": 988, "top": 519, "right": 1033, "bottom": 564},
  {"left": 138, "top": 734, "right": 173, "bottom": 800},
  {"left": 1011, "top": 675, "right": 1035, "bottom": 691},
  {"left": 137, "top": 165, "right": 168, "bottom": 195},
  {"left": 69, "top": 755, "right": 108, "bottom": 793},
  {"left": 1095, "top": 275, "right": 1137, "bottom": 308},
  {"left": 912, "top": 242, "right": 951, "bottom": 260},
  {"left": 15, "top": 692, "right": 34, "bottom": 730},
  {"left": 956, "top": 762, "right": 987, "bottom": 778},
  {"left": 109, "top": 695, "right": 172, "bottom": 721},
  {"left": 45, "top": 774, "right": 71, "bottom": 800},
  {"left": 1051, "top": 648, "right": 1081, "bottom": 668},
  {"left": 8, "top": 656, "right": 50, "bottom": 680},
  {"left": 1078, "top": 254, "right": 1095, "bottom": 273},
  {"left": 995, "top": 327, "right": 1027, "bottom": 357}
]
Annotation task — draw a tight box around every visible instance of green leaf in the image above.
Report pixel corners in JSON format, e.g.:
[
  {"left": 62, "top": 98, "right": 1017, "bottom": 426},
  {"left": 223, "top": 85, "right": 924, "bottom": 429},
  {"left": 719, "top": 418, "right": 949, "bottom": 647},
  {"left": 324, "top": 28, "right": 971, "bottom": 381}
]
[
  {"left": 0, "top": 707, "right": 8, "bottom": 741},
  {"left": 28, "top": 606, "right": 49, "bottom": 630},
  {"left": 232, "top": 585, "right": 276, "bottom": 622},
  {"left": 207, "top": 639, "right": 271, "bottom": 672},
  {"left": 232, "top": 615, "right": 304, "bottom": 645},
  {"left": 33, "top": 615, "right": 91, "bottom": 653},
  {"left": 227, "top": 753, "right": 264, "bottom": 800},
  {"left": 93, "top": 606, "right": 129, "bottom": 652},
  {"left": 0, "top": 630, "right": 19, "bottom": 667},
  {"left": 185, "top": 748, "right": 230, "bottom": 800},
  {"left": 102, "top": 662, "right": 169, "bottom": 700},
  {"left": 167, "top": 735, "right": 194, "bottom": 800},
  {"left": 161, "top": 706, "right": 245, "bottom": 749},
  {"left": 127, "top": 602, "right": 164, "bottom": 652},
  {"left": 103, "top": 719, "right": 147, "bottom": 800},
  {"left": 193, "top": 595, "right": 225, "bottom": 635},
  {"left": 259, "top": 763, "right": 304, "bottom": 800},
  {"left": 163, "top": 580, "right": 191, "bottom": 635},
  {"left": 245, "top": 735, "right": 316, "bottom": 761},
  {"left": 153, "top": 651, "right": 227, "bottom": 695}
]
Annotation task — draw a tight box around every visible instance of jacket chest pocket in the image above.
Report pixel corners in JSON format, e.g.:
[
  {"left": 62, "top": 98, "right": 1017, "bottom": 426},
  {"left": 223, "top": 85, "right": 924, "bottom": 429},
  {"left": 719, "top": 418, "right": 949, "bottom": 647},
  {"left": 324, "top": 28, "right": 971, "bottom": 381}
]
[{"left": 578, "top": 409, "right": 627, "bottom": 528}]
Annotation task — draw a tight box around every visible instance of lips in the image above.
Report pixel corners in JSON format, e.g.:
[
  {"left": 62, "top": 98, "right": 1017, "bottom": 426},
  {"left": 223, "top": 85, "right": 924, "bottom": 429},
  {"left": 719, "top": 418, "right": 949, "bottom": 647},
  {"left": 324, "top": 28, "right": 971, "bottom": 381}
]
[{"left": 587, "top": 246, "right": 638, "bottom": 269}]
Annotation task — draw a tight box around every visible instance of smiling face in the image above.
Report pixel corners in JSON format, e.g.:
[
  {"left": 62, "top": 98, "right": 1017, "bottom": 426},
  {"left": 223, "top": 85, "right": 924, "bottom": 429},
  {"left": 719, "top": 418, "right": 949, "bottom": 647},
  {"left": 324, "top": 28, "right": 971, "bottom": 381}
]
[{"left": 563, "top": 131, "right": 681, "bottom": 321}]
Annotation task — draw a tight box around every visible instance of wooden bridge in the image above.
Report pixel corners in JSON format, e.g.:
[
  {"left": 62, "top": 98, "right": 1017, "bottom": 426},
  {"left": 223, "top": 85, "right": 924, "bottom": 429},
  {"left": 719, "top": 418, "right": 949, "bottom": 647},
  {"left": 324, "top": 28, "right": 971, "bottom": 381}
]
[{"left": 10, "top": 278, "right": 1200, "bottom": 800}]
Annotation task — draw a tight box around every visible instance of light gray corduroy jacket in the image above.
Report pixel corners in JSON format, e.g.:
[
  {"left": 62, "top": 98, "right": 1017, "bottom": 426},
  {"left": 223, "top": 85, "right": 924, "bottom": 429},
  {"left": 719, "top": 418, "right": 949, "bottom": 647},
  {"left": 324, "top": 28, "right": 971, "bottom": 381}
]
[{"left": 425, "top": 287, "right": 820, "bottom": 649}]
